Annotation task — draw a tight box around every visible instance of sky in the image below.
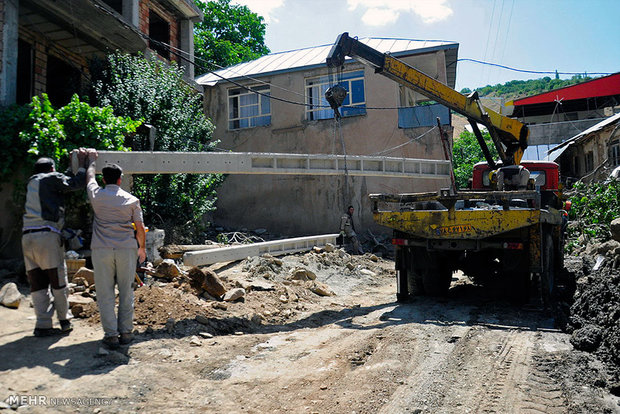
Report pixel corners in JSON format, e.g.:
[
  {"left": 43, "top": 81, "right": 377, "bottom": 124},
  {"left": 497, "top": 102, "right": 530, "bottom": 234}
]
[{"left": 231, "top": 0, "right": 620, "bottom": 91}]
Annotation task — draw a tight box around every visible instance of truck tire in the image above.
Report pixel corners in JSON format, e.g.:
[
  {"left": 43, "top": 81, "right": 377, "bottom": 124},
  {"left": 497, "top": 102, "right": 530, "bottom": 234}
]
[
  {"left": 541, "top": 232, "right": 555, "bottom": 305},
  {"left": 395, "top": 247, "right": 410, "bottom": 302},
  {"left": 421, "top": 252, "right": 451, "bottom": 296}
]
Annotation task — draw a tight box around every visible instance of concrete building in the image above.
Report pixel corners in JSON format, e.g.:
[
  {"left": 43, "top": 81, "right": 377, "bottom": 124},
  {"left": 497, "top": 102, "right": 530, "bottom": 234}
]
[
  {"left": 0, "top": 0, "right": 202, "bottom": 108},
  {"left": 196, "top": 38, "right": 458, "bottom": 237},
  {"left": 0, "top": 0, "right": 202, "bottom": 258},
  {"left": 504, "top": 73, "right": 620, "bottom": 161},
  {"left": 547, "top": 112, "right": 620, "bottom": 184}
]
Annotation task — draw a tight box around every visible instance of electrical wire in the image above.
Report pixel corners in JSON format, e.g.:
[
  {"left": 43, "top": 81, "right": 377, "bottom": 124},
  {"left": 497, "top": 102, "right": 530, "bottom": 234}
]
[{"left": 453, "top": 58, "right": 612, "bottom": 76}]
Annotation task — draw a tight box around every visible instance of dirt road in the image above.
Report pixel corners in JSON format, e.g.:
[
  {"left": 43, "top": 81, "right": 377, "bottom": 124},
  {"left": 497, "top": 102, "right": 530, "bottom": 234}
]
[{"left": 1, "top": 251, "right": 619, "bottom": 413}]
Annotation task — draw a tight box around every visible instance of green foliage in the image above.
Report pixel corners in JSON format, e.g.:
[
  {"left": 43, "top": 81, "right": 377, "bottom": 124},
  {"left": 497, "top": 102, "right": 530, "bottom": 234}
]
[
  {"left": 566, "top": 180, "right": 620, "bottom": 243},
  {"left": 0, "top": 94, "right": 139, "bottom": 181},
  {"left": 90, "top": 53, "right": 222, "bottom": 239},
  {"left": 0, "top": 104, "right": 32, "bottom": 181},
  {"left": 193, "top": 0, "right": 270, "bottom": 70},
  {"left": 452, "top": 130, "right": 498, "bottom": 189},
  {"left": 471, "top": 74, "right": 593, "bottom": 100}
]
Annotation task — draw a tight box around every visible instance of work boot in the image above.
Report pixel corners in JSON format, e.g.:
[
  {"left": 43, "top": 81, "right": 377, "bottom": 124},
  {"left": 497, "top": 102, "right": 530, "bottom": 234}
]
[
  {"left": 60, "top": 320, "right": 73, "bottom": 334},
  {"left": 102, "top": 335, "right": 120, "bottom": 350},
  {"left": 119, "top": 332, "right": 134, "bottom": 345},
  {"left": 33, "top": 328, "right": 61, "bottom": 337}
]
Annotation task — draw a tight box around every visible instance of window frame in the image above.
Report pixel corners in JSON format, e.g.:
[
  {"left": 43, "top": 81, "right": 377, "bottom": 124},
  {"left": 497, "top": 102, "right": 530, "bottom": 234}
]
[
  {"left": 305, "top": 70, "right": 366, "bottom": 121},
  {"left": 227, "top": 84, "right": 271, "bottom": 130}
]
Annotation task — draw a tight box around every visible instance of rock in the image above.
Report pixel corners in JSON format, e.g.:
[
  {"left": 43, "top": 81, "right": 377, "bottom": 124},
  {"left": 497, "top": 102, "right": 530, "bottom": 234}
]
[
  {"left": 98, "top": 347, "right": 110, "bottom": 356},
  {"left": 254, "top": 228, "right": 267, "bottom": 235},
  {"left": 279, "top": 295, "right": 288, "bottom": 303},
  {"left": 338, "top": 249, "right": 350, "bottom": 259},
  {"left": 196, "top": 314, "right": 210, "bottom": 325},
  {"left": 312, "top": 246, "right": 323, "bottom": 253},
  {"left": 359, "top": 269, "right": 377, "bottom": 277},
  {"left": 68, "top": 294, "right": 94, "bottom": 307},
  {"left": 189, "top": 336, "right": 202, "bottom": 346},
  {"left": 289, "top": 268, "right": 316, "bottom": 281},
  {"left": 346, "top": 263, "right": 355, "bottom": 271},
  {"left": 570, "top": 325, "right": 602, "bottom": 352},
  {"left": 212, "top": 302, "right": 228, "bottom": 310},
  {"left": 308, "top": 281, "right": 335, "bottom": 296},
  {"left": 72, "top": 276, "right": 89, "bottom": 287},
  {"left": 223, "top": 288, "right": 245, "bottom": 302},
  {"left": 204, "top": 269, "right": 227, "bottom": 298},
  {"left": 71, "top": 304, "right": 85, "bottom": 318},
  {"left": 166, "top": 318, "right": 175, "bottom": 333},
  {"left": 236, "top": 279, "right": 275, "bottom": 291},
  {"left": 611, "top": 218, "right": 620, "bottom": 242},
  {"left": 199, "top": 332, "right": 213, "bottom": 339},
  {"left": 155, "top": 259, "right": 182, "bottom": 279},
  {"left": 73, "top": 267, "right": 95, "bottom": 285},
  {"left": 324, "top": 243, "right": 335, "bottom": 253},
  {"left": 0, "top": 282, "right": 22, "bottom": 309},
  {"left": 369, "top": 254, "right": 379, "bottom": 262}
]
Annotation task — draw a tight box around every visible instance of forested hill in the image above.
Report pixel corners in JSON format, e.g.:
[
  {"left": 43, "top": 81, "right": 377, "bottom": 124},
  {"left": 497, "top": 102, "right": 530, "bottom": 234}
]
[{"left": 460, "top": 74, "right": 594, "bottom": 102}]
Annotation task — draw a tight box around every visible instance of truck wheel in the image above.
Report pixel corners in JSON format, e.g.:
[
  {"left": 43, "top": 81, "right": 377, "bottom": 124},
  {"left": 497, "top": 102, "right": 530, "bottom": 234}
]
[
  {"left": 541, "top": 232, "right": 555, "bottom": 305},
  {"left": 422, "top": 253, "right": 451, "bottom": 296},
  {"left": 395, "top": 247, "right": 410, "bottom": 302}
]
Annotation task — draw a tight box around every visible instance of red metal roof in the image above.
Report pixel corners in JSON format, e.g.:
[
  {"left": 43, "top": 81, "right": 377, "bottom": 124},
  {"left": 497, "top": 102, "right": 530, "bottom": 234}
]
[{"left": 513, "top": 72, "right": 620, "bottom": 106}]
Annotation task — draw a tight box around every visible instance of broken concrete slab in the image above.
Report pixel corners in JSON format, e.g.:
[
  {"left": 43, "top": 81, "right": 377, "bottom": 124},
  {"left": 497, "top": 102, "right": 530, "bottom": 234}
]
[
  {"left": 183, "top": 234, "right": 339, "bottom": 266},
  {"left": 223, "top": 288, "right": 246, "bottom": 302}
]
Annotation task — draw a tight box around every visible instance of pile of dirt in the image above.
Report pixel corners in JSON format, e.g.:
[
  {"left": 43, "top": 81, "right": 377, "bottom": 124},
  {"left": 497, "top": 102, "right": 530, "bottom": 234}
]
[
  {"left": 562, "top": 240, "right": 620, "bottom": 386},
  {"left": 79, "top": 248, "right": 394, "bottom": 336}
]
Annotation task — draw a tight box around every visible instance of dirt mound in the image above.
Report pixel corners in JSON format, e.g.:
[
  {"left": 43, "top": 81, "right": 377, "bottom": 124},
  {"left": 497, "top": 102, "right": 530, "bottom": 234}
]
[
  {"left": 79, "top": 250, "right": 394, "bottom": 336},
  {"left": 563, "top": 241, "right": 620, "bottom": 385}
]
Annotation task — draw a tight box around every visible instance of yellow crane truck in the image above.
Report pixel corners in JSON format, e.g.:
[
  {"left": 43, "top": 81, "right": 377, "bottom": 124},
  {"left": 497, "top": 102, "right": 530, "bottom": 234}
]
[{"left": 326, "top": 33, "right": 566, "bottom": 303}]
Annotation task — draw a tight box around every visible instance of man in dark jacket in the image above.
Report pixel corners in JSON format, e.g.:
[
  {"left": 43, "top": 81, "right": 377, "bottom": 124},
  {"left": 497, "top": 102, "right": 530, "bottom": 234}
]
[
  {"left": 340, "top": 205, "right": 363, "bottom": 255},
  {"left": 22, "top": 149, "right": 95, "bottom": 337}
]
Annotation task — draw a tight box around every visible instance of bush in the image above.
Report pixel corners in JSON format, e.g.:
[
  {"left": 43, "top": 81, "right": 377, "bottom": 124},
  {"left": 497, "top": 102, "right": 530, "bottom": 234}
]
[
  {"left": 0, "top": 94, "right": 139, "bottom": 181},
  {"left": 452, "top": 130, "right": 498, "bottom": 189},
  {"left": 90, "top": 53, "right": 222, "bottom": 242},
  {"left": 566, "top": 179, "right": 620, "bottom": 243}
]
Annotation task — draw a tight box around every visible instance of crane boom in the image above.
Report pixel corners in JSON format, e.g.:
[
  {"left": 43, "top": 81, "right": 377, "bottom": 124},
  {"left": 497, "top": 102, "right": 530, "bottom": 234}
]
[{"left": 326, "top": 32, "right": 528, "bottom": 167}]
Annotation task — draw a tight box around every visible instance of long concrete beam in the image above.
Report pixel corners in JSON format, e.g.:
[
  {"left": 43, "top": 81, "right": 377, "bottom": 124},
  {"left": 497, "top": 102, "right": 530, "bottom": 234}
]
[
  {"left": 90, "top": 151, "right": 451, "bottom": 179},
  {"left": 183, "top": 234, "right": 339, "bottom": 266}
]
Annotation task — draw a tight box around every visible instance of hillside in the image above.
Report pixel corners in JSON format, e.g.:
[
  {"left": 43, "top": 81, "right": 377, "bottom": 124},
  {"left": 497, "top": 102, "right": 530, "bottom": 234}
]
[{"left": 460, "top": 74, "right": 595, "bottom": 113}]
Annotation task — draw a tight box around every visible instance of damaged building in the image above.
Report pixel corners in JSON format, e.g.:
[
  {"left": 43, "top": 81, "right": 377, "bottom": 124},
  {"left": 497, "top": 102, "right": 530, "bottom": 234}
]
[{"left": 196, "top": 38, "right": 458, "bottom": 236}]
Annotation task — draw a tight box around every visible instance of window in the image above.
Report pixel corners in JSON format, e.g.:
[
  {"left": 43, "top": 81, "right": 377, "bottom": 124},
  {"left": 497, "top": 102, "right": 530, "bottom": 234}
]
[
  {"left": 149, "top": 10, "right": 170, "bottom": 60},
  {"left": 16, "top": 39, "right": 33, "bottom": 105},
  {"left": 47, "top": 55, "right": 81, "bottom": 107},
  {"left": 228, "top": 85, "right": 271, "bottom": 130},
  {"left": 101, "top": 0, "right": 123, "bottom": 14},
  {"left": 306, "top": 71, "right": 366, "bottom": 121}
]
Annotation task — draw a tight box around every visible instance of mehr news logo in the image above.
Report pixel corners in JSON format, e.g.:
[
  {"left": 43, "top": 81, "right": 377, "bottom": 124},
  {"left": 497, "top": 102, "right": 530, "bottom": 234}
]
[{"left": 6, "top": 395, "right": 114, "bottom": 407}]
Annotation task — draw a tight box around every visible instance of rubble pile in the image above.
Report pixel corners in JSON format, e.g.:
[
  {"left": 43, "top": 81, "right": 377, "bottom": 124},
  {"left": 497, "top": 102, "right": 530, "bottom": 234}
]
[
  {"left": 78, "top": 247, "right": 394, "bottom": 335},
  {"left": 564, "top": 240, "right": 620, "bottom": 383}
]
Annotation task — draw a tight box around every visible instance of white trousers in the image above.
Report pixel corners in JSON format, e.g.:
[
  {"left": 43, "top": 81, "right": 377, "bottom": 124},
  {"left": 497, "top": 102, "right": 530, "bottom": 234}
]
[{"left": 92, "top": 248, "right": 137, "bottom": 338}]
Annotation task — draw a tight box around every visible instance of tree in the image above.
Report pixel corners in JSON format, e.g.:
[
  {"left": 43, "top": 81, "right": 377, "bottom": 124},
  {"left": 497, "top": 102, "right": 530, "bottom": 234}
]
[
  {"left": 452, "top": 130, "right": 499, "bottom": 189},
  {"left": 90, "top": 53, "right": 223, "bottom": 243},
  {"left": 193, "top": 0, "right": 270, "bottom": 71}
]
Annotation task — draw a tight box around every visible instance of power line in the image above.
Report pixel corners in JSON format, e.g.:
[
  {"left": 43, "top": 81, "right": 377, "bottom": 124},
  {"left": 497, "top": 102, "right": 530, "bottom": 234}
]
[{"left": 454, "top": 58, "right": 613, "bottom": 76}]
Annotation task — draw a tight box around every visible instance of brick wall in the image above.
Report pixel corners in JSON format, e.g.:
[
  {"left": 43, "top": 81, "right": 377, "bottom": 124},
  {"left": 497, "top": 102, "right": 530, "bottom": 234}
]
[{"left": 138, "top": 0, "right": 180, "bottom": 63}]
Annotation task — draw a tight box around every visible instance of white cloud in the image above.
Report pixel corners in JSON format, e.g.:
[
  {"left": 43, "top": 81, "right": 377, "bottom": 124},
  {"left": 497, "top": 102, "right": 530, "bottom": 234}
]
[
  {"left": 348, "top": 0, "right": 453, "bottom": 26},
  {"left": 233, "top": 0, "right": 285, "bottom": 23}
]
